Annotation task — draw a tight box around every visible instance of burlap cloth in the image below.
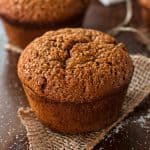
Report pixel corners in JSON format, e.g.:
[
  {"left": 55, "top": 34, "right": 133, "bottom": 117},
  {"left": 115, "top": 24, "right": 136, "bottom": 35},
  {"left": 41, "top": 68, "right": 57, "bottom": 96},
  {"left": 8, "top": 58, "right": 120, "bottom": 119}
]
[{"left": 18, "top": 55, "right": 150, "bottom": 150}]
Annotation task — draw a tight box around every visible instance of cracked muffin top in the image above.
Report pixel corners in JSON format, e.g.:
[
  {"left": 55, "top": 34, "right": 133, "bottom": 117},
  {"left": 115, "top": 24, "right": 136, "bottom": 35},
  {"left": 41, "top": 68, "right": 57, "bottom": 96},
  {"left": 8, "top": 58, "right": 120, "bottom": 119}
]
[
  {"left": 0, "top": 0, "right": 90, "bottom": 25},
  {"left": 18, "top": 28, "right": 134, "bottom": 103}
]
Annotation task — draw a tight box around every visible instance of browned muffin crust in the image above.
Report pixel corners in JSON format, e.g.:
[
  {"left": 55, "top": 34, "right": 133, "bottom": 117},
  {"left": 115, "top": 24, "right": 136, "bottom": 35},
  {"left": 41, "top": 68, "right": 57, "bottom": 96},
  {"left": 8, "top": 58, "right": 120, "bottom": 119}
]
[
  {"left": 24, "top": 84, "right": 127, "bottom": 134},
  {"left": 0, "top": 13, "right": 85, "bottom": 29},
  {"left": 18, "top": 28, "right": 134, "bottom": 103},
  {"left": 0, "top": 0, "right": 90, "bottom": 25}
]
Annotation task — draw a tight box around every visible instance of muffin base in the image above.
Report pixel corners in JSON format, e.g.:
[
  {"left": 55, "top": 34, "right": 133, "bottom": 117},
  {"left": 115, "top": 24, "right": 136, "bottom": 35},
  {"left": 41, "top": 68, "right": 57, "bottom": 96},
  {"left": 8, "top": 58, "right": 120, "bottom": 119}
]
[
  {"left": 3, "top": 21, "right": 48, "bottom": 49},
  {"left": 2, "top": 14, "right": 85, "bottom": 49},
  {"left": 23, "top": 85, "right": 128, "bottom": 134}
]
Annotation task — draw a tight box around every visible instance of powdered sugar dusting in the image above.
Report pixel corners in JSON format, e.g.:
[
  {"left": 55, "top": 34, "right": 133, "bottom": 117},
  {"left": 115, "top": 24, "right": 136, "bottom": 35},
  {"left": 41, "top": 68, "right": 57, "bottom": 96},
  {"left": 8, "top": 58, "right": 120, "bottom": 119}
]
[
  {"left": 133, "top": 109, "right": 150, "bottom": 129},
  {"left": 99, "top": 108, "right": 150, "bottom": 149},
  {"left": 113, "top": 122, "right": 124, "bottom": 134},
  {"left": 110, "top": 108, "right": 150, "bottom": 136}
]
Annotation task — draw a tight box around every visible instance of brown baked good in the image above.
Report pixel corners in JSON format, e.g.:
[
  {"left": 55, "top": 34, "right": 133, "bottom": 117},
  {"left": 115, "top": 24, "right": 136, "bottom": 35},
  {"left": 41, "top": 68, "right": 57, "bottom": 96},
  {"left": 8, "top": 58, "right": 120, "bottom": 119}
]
[
  {"left": 18, "top": 28, "right": 134, "bottom": 134},
  {"left": 138, "top": 0, "right": 150, "bottom": 28},
  {"left": 0, "top": 0, "right": 90, "bottom": 48}
]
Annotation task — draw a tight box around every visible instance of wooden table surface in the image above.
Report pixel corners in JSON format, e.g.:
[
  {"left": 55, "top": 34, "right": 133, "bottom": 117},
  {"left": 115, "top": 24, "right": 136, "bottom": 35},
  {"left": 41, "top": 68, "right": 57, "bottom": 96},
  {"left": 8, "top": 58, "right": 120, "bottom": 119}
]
[{"left": 0, "top": 0, "right": 150, "bottom": 149}]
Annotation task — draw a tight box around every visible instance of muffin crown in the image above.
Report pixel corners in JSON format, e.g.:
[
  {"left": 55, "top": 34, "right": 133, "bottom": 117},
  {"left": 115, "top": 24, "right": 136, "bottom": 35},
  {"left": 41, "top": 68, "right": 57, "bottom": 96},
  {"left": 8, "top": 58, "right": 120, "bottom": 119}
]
[
  {"left": 0, "top": 0, "right": 90, "bottom": 25},
  {"left": 18, "top": 28, "right": 134, "bottom": 102}
]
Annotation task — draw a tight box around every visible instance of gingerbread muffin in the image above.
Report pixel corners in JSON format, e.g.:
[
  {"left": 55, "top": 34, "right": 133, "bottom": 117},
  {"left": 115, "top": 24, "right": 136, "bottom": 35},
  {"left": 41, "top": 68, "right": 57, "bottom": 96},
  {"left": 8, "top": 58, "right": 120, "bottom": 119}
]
[
  {"left": 0, "top": 0, "right": 90, "bottom": 48},
  {"left": 138, "top": 0, "right": 150, "bottom": 28},
  {"left": 18, "top": 28, "right": 134, "bottom": 134}
]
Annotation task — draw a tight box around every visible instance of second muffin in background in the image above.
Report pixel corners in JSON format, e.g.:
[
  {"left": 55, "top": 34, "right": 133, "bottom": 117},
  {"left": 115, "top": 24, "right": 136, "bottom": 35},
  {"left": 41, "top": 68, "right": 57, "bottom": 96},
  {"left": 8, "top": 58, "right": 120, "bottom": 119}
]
[
  {"left": 0, "top": 0, "right": 90, "bottom": 48},
  {"left": 18, "top": 28, "right": 134, "bottom": 134}
]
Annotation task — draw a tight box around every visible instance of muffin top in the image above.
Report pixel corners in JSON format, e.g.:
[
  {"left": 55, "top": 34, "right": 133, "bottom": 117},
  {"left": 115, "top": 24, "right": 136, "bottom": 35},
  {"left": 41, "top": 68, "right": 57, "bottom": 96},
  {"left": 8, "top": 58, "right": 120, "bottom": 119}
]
[
  {"left": 18, "top": 28, "right": 134, "bottom": 103},
  {"left": 0, "top": 0, "right": 89, "bottom": 25}
]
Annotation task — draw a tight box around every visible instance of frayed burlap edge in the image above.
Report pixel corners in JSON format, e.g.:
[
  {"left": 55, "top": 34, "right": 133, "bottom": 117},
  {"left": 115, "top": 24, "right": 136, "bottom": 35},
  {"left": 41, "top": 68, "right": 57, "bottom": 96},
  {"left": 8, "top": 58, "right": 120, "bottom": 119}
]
[{"left": 18, "top": 55, "right": 150, "bottom": 150}]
